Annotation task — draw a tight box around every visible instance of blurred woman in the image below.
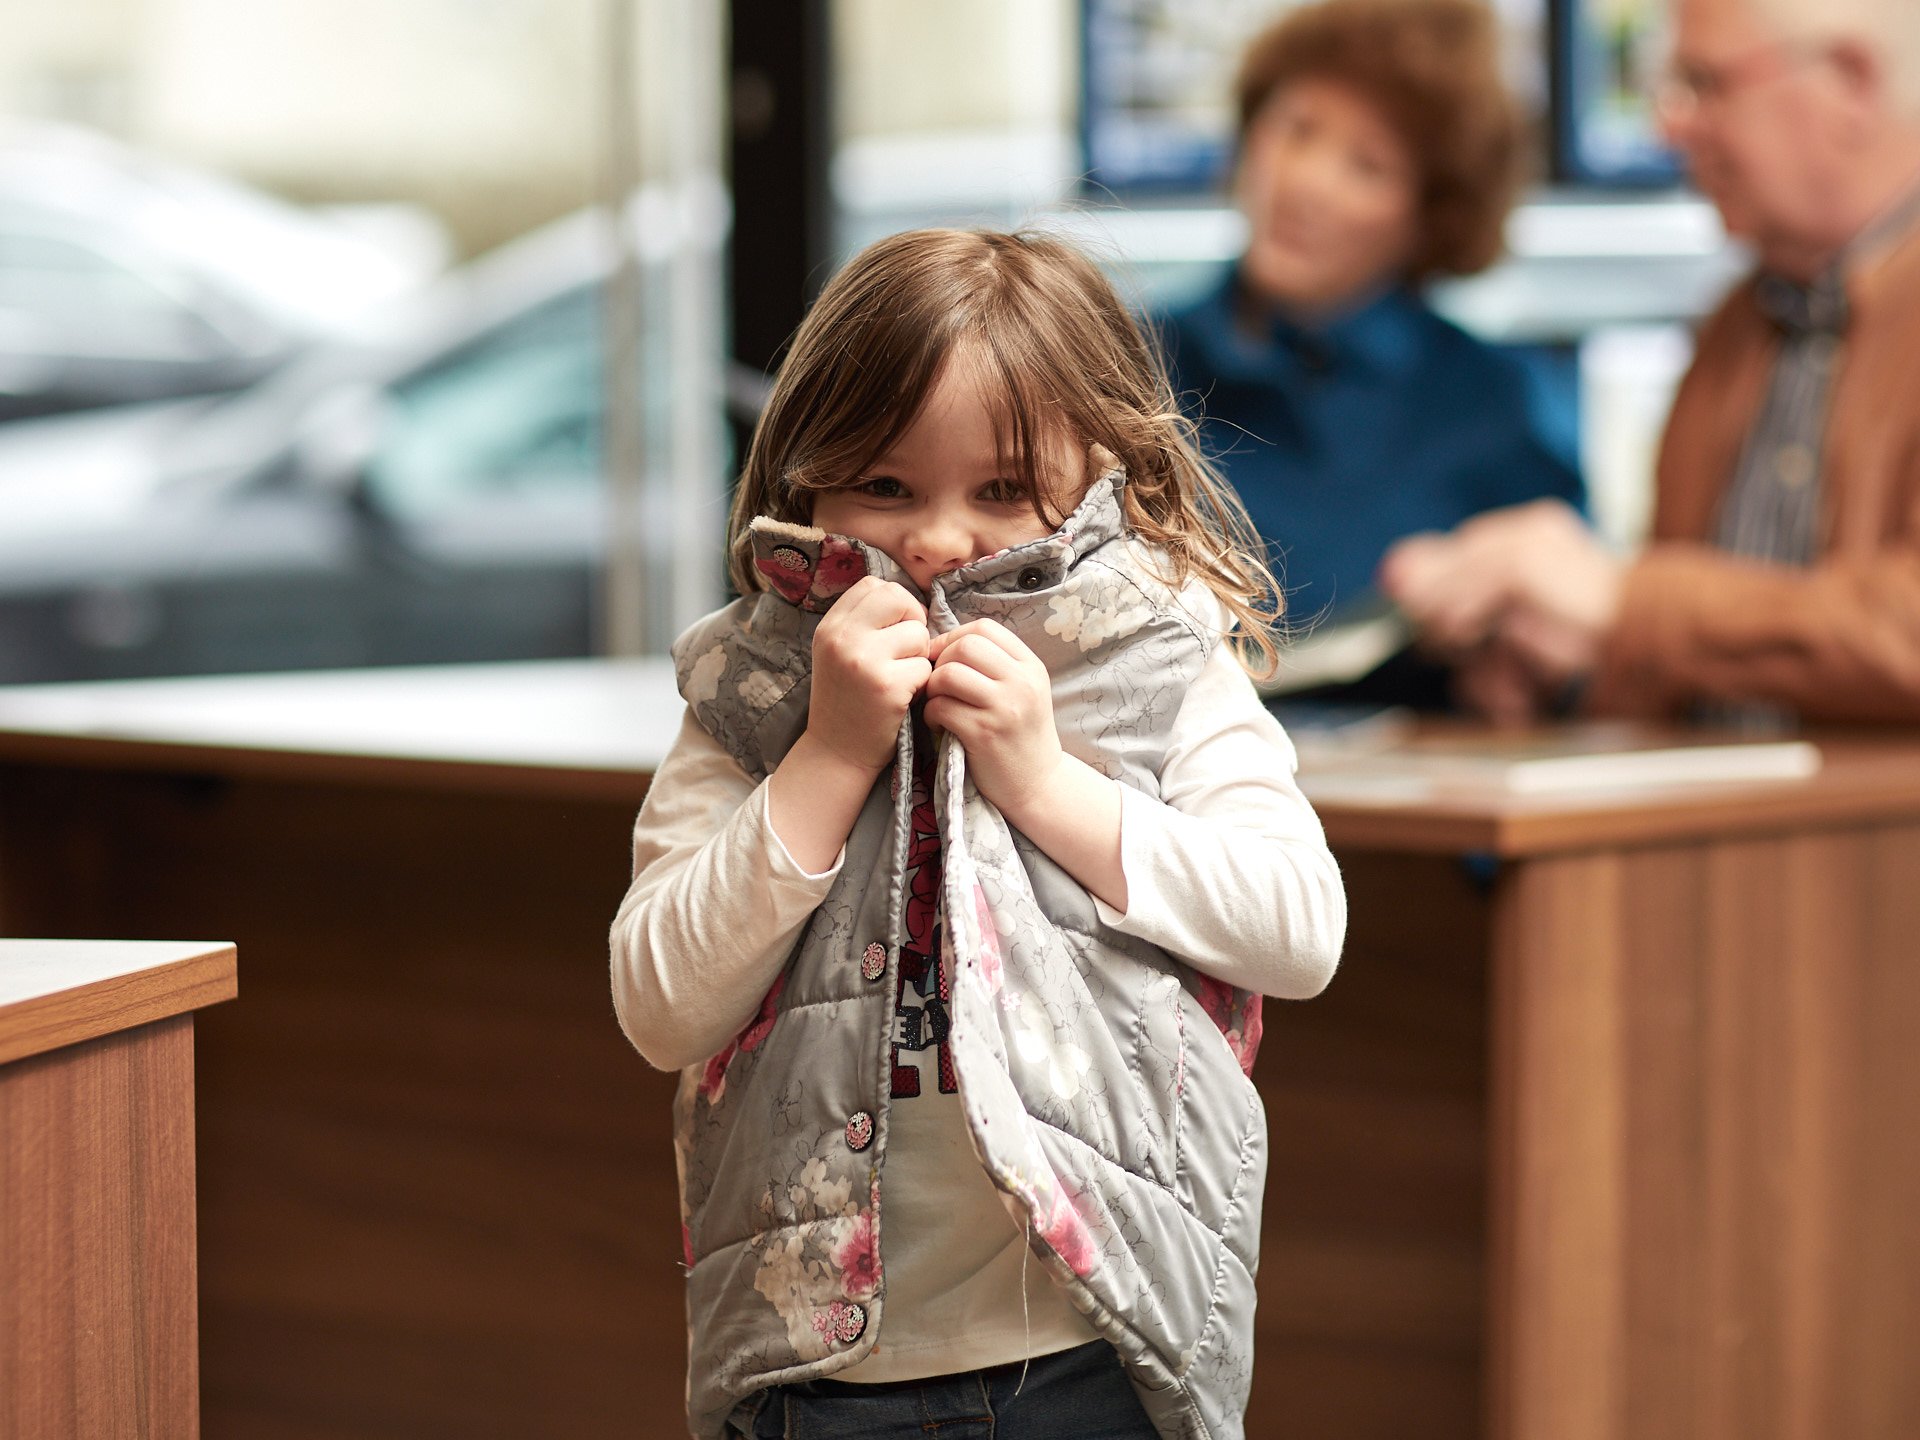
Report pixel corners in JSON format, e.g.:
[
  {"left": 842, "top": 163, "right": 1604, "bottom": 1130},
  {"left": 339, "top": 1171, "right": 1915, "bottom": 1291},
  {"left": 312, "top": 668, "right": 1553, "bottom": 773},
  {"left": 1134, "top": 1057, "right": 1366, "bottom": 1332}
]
[{"left": 1158, "top": 0, "right": 1582, "bottom": 707}]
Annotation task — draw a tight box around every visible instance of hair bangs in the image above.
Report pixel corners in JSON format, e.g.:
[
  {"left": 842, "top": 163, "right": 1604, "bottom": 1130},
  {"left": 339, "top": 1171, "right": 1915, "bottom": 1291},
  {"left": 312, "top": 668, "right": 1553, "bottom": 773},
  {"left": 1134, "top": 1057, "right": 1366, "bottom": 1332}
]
[
  {"left": 778, "top": 316, "right": 961, "bottom": 503},
  {"left": 962, "top": 331, "right": 1079, "bottom": 531}
]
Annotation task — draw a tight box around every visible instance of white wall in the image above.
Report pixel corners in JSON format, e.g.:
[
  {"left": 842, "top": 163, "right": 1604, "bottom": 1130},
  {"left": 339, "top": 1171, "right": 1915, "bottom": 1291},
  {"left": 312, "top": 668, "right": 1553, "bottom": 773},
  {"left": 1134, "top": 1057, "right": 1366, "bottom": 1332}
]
[
  {"left": 0, "top": 0, "right": 689, "bottom": 253},
  {"left": 834, "top": 0, "right": 1076, "bottom": 141}
]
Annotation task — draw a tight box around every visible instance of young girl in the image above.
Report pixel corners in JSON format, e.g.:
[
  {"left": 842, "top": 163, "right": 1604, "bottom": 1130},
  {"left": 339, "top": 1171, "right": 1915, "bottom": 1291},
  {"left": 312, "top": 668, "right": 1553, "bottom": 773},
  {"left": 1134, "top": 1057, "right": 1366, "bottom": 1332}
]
[{"left": 610, "top": 229, "right": 1345, "bottom": 1440}]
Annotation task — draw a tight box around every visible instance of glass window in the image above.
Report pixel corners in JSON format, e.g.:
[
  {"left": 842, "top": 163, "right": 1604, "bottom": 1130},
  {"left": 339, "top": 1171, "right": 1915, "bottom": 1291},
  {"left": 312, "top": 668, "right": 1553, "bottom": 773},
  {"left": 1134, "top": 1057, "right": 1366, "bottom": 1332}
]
[
  {"left": 362, "top": 287, "right": 603, "bottom": 521},
  {"left": 0, "top": 229, "right": 213, "bottom": 355}
]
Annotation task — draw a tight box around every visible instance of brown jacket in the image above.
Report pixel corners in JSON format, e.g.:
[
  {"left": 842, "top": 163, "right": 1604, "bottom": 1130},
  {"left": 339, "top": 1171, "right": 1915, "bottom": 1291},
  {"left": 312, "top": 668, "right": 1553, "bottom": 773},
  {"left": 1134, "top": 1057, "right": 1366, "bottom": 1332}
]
[{"left": 1593, "top": 221, "right": 1920, "bottom": 721}]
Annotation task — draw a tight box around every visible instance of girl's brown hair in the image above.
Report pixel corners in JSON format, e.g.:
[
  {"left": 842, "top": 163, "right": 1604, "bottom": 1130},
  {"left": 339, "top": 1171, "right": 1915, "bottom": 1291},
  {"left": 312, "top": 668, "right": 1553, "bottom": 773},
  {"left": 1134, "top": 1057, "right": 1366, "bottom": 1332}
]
[
  {"left": 1234, "top": 0, "right": 1522, "bottom": 281},
  {"left": 727, "top": 228, "right": 1283, "bottom": 674}
]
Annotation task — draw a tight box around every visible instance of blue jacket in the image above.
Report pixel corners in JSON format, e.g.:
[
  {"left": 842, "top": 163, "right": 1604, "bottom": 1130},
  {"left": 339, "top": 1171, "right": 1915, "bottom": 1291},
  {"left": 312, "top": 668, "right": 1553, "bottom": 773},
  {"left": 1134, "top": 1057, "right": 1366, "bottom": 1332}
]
[{"left": 1157, "top": 270, "right": 1583, "bottom": 699}]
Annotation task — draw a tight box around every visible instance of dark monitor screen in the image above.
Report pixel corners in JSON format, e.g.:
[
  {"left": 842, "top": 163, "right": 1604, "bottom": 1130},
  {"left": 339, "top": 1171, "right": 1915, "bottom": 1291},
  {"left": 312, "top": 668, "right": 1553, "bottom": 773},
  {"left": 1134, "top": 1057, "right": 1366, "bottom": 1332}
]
[
  {"left": 1080, "top": 0, "right": 1276, "bottom": 195},
  {"left": 1081, "top": 0, "right": 1677, "bottom": 196},
  {"left": 1549, "top": 0, "right": 1684, "bottom": 184}
]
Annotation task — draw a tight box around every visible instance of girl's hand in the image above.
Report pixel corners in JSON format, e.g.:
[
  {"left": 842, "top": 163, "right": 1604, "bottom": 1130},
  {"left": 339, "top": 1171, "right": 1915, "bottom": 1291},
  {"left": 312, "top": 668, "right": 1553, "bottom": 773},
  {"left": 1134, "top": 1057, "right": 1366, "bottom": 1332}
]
[
  {"left": 924, "top": 619, "right": 1063, "bottom": 822},
  {"left": 807, "top": 577, "right": 932, "bottom": 773}
]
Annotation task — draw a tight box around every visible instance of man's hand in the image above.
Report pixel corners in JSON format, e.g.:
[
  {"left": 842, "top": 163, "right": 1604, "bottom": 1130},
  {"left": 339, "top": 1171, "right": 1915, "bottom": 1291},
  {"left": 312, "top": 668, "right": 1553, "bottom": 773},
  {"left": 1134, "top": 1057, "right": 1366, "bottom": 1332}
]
[
  {"left": 1452, "top": 643, "right": 1559, "bottom": 728},
  {"left": 1380, "top": 499, "right": 1625, "bottom": 694}
]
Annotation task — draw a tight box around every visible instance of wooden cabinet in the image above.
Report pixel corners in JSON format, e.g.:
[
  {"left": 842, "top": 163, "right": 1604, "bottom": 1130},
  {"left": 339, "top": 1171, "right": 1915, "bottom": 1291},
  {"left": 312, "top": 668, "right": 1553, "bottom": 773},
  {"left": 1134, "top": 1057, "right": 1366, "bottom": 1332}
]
[
  {"left": 1258, "top": 758, "right": 1920, "bottom": 1439},
  {"left": 1, "top": 940, "right": 237, "bottom": 1440}
]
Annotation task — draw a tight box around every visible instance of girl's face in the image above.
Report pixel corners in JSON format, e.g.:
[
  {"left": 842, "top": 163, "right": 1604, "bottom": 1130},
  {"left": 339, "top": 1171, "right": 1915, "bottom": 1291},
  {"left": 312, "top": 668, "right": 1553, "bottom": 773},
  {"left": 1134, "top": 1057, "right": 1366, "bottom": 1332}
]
[
  {"left": 810, "top": 357, "right": 1086, "bottom": 595},
  {"left": 1234, "top": 76, "right": 1421, "bottom": 313}
]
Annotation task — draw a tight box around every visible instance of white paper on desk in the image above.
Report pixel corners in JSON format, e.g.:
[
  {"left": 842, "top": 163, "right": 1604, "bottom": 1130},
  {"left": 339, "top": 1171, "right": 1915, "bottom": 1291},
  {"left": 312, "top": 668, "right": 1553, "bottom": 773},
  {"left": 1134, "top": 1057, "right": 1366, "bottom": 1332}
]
[
  {"left": 1462, "top": 738, "right": 1821, "bottom": 794},
  {"left": 1300, "top": 728, "right": 1822, "bottom": 797},
  {"left": 1258, "top": 598, "right": 1415, "bottom": 698}
]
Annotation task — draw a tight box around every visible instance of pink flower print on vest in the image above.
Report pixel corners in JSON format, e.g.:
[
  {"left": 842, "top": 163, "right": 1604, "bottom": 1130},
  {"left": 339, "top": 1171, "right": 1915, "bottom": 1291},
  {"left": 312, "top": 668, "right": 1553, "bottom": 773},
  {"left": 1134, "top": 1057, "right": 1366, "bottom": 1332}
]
[
  {"left": 1194, "top": 974, "right": 1264, "bottom": 1077},
  {"left": 831, "top": 1208, "right": 880, "bottom": 1301},
  {"left": 1039, "top": 1174, "right": 1099, "bottom": 1278},
  {"left": 752, "top": 533, "right": 870, "bottom": 611},
  {"left": 902, "top": 715, "right": 942, "bottom": 953},
  {"left": 971, "top": 884, "right": 1003, "bottom": 994},
  {"left": 814, "top": 536, "right": 866, "bottom": 597},
  {"left": 755, "top": 544, "right": 814, "bottom": 605},
  {"left": 811, "top": 1299, "right": 866, "bottom": 1344},
  {"left": 697, "top": 970, "right": 788, "bottom": 1106}
]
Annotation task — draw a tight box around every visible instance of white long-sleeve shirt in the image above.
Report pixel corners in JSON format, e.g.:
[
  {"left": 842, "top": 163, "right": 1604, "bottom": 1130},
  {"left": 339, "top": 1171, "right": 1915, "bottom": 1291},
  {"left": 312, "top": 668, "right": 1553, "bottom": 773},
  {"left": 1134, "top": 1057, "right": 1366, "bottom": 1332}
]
[
  {"left": 612, "top": 643, "right": 1345, "bottom": 1069},
  {"left": 609, "top": 641, "right": 1346, "bottom": 1381}
]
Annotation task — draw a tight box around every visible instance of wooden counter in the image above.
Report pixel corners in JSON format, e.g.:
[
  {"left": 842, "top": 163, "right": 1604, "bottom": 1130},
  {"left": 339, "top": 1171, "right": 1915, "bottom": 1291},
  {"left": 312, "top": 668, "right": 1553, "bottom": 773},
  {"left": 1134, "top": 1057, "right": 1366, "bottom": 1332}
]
[
  {"left": 1, "top": 939, "right": 238, "bottom": 1440},
  {"left": 0, "top": 662, "right": 1913, "bottom": 1439},
  {"left": 1302, "top": 730, "right": 1920, "bottom": 856},
  {"left": 1286, "top": 731, "right": 1920, "bottom": 1440}
]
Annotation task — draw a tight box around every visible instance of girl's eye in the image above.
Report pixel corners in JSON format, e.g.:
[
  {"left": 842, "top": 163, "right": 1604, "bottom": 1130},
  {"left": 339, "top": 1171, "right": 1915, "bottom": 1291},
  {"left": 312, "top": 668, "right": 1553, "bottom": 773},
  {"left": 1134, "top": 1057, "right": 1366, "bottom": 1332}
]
[
  {"left": 981, "top": 479, "right": 1027, "bottom": 504},
  {"left": 858, "top": 476, "right": 906, "bottom": 499}
]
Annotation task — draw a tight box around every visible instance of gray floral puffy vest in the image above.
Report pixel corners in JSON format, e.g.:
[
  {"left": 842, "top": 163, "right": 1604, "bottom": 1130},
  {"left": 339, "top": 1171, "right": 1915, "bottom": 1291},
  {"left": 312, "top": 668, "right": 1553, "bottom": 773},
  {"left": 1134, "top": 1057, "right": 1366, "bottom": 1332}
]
[{"left": 667, "top": 475, "right": 1268, "bottom": 1439}]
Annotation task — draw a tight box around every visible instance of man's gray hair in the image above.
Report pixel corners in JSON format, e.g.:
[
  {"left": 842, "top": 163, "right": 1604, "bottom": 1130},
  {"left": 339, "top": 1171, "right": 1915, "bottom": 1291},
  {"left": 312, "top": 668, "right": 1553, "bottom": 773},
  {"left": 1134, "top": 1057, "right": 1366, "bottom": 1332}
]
[{"left": 1748, "top": 0, "right": 1920, "bottom": 118}]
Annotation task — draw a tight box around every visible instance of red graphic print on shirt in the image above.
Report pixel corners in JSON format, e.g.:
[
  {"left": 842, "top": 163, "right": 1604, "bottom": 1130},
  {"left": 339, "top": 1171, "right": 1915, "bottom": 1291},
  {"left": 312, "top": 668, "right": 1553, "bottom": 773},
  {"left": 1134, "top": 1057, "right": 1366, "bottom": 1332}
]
[{"left": 891, "top": 713, "right": 954, "bottom": 1098}]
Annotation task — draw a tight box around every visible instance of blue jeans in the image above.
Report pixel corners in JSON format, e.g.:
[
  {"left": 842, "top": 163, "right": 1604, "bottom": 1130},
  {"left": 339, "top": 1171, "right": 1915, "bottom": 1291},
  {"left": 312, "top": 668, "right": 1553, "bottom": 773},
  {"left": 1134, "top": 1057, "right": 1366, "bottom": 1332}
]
[{"left": 727, "top": 1339, "right": 1158, "bottom": 1438}]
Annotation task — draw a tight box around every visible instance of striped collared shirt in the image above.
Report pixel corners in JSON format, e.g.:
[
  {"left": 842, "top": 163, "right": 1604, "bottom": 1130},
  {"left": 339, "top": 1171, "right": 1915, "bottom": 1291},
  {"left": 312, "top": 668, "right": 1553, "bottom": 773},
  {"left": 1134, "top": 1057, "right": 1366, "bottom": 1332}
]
[
  {"left": 1700, "top": 184, "right": 1920, "bottom": 728},
  {"left": 1713, "top": 184, "right": 1920, "bottom": 565}
]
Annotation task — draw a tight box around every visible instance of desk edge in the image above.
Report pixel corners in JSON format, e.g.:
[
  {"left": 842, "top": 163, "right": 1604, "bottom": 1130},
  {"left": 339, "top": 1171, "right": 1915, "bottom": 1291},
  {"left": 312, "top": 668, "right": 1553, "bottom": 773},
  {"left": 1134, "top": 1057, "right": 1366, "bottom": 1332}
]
[{"left": 0, "top": 943, "right": 238, "bottom": 1066}]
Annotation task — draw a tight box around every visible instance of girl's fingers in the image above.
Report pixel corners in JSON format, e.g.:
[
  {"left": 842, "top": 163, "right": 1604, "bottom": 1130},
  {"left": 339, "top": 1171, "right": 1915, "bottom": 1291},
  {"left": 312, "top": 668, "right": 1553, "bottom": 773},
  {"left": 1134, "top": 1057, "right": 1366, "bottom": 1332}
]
[
  {"left": 932, "top": 634, "right": 1018, "bottom": 681},
  {"left": 882, "top": 580, "right": 930, "bottom": 624},
  {"left": 924, "top": 659, "right": 998, "bottom": 710},
  {"left": 923, "top": 694, "right": 979, "bottom": 738},
  {"left": 927, "top": 618, "right": 1000, "bottom": 660},
  {"left": 880, "top": 618, "right": 931, "bottom": 660},
  {"left": 821, "top": 580, "right": 930, "bottom": 664},
  {"left": 973, "top": 620, "right": 1038, "bottom": 665},
  {"left": 840, "top": 577, "right": 927, "bottom": 628},
  {"left": 929, "top": 620, "right": 1033, "bottom": 674},
  {"left": 890, "top": 655, "right": 934, "bottom": 701},
  {"left": 924, "top": 689, "right": 999, "bottom": 735},
  {"left": 970, "top": 617, "right": 1032, "bottom": 658}
]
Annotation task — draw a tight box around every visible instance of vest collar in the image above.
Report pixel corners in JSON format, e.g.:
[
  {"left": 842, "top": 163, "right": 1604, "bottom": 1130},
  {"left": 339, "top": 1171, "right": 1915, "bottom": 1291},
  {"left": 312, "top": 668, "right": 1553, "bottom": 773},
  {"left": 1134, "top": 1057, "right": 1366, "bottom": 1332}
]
[{"left": 745, "top": 470, "right": 1128, "bottom": 616}]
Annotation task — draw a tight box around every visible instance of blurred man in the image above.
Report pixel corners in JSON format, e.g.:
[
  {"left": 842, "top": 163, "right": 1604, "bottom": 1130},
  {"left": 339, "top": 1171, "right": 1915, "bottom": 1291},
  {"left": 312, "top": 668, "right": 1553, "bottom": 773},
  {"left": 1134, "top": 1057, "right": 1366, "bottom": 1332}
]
[{"left": 1380, "top": 0, "right": 1920, "bottom": 723}]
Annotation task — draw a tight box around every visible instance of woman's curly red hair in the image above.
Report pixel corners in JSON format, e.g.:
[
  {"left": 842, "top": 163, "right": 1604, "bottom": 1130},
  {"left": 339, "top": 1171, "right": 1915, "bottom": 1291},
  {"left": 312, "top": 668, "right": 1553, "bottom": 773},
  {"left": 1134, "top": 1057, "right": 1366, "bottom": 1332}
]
[{"left": 1235, "top": 0, "right": 1524, "bottom": 282}]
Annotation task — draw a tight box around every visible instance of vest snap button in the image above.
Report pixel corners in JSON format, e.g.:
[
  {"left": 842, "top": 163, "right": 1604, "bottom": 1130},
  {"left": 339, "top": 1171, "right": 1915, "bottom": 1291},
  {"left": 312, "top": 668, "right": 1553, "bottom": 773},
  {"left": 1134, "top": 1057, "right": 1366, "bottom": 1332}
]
[
  {"left": 826, "top": 1300, "right": 866, "bottom": 1343},
  {"left": 860, "top": 943, "right": 887, "bottom": 981},
  {"left": 845, "top": 1111, "right": 875, "bottom": 1151},
  {"left": 1016, "top": 566, "right": 1045, "bottom": 591},
  {"left": 767, "top": 543, "right": 810, "bottom": 573}
]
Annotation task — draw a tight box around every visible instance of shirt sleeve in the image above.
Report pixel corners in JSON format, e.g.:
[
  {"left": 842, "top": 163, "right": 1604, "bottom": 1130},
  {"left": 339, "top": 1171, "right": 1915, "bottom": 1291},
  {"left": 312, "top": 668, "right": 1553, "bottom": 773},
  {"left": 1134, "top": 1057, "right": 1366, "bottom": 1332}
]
[
  {"left": 1593, "top": 540, "right": 1920, "bottom": 722},
  {"left": 609, "top": 709, "right": 844, "bottom": 1071},
  {"left": 1091, "top": 642, "right": 1347, "bottom": 999}
]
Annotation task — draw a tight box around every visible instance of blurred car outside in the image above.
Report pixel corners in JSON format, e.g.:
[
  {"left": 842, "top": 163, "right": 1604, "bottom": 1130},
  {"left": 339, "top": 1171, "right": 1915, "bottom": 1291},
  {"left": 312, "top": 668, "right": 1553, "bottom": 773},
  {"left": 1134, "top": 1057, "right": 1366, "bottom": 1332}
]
[
  {"left": 0, "top": 122, "right": 448, "bottom": 423},
  {"left": 0, "top": 206, "right": 758, "bottom": 686}
]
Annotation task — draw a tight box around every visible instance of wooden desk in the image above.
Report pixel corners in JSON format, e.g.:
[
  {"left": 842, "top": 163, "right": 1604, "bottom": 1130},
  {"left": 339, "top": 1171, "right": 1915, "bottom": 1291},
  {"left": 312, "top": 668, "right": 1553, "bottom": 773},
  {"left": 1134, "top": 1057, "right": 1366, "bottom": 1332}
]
[
  {"left": 1284, "top": 739, "right": 1920, "bottom": 1440},
  {"left": 1, "top": 939, "right": 237, "bottom": 1440},
  {"left": 0, "top": 662, "right": 1914, "bottom": 1439}
]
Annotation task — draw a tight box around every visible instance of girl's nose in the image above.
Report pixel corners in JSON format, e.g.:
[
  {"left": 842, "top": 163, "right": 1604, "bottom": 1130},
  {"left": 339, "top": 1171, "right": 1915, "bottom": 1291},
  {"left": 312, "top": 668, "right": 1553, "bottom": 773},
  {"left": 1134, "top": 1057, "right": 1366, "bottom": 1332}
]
[{"left": 905, "top": 511, "right": 974, "bottom": 580}]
